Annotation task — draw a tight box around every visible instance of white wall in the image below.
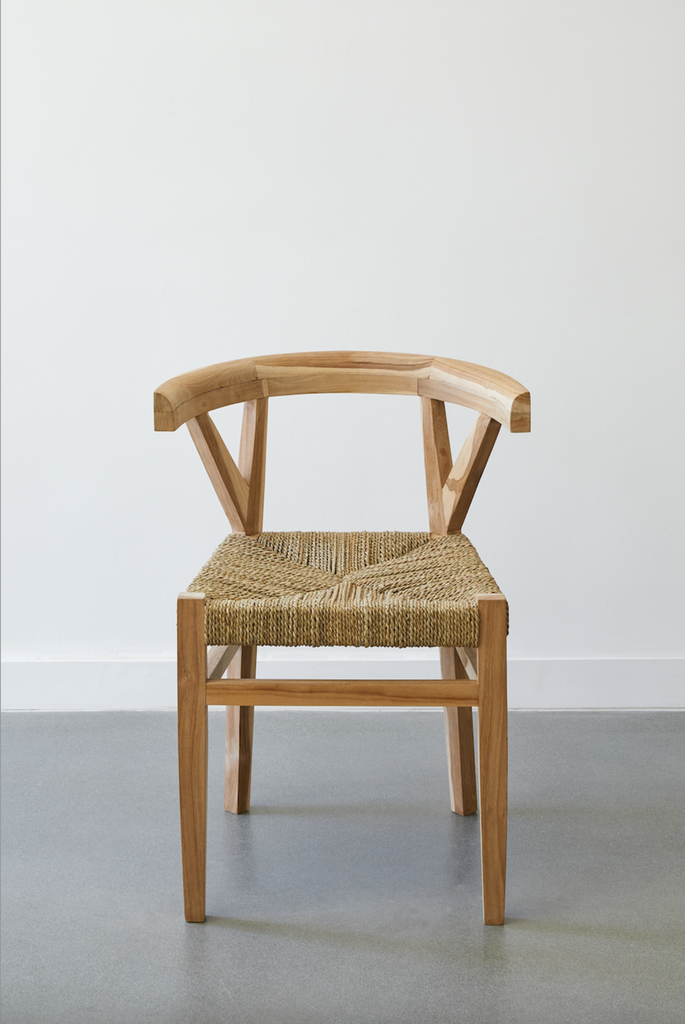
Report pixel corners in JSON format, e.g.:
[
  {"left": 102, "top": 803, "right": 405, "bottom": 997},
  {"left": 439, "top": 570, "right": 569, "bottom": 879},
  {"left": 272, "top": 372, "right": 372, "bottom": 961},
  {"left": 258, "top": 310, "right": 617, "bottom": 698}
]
[{"left": 2, "top": 1, "right": 684, "bottom": 706}]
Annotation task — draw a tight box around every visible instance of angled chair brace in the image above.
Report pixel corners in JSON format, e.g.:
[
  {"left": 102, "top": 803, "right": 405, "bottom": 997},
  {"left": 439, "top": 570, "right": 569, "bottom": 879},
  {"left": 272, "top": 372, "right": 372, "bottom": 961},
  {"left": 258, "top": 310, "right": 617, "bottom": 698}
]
[
  {"left": 421, "top": 398, "right": 501, "bottom": 536},
  {"left": 186, "top": 398, "right": 268, "bottom": 535},
  {"left": 157, "top": 351, "right": 530, "bottom": 926}
]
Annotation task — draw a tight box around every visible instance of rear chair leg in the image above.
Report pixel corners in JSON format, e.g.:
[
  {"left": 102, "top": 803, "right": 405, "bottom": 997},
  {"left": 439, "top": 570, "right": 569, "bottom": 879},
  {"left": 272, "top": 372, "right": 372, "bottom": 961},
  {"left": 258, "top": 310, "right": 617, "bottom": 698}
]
[
  {"left": 225, "top": 646, "right": 256, "bottom": 814},
  {"left": 441, "top": 647, "right": 477, "bottom": 815},
  {"left": 177, "top": 592, "right": 208, "bottom": 923},
  {"left": 477, "top": 594, "right": 508, "bottom": 925}
]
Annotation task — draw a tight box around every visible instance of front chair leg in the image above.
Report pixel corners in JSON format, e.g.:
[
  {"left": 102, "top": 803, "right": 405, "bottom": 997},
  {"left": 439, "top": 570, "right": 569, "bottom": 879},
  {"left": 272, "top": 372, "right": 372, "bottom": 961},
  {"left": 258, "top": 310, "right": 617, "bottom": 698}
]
[
  {"left": 477, "top": 594, "right": 508, "bottom": 925},
  {"left": 440, "top": 648, "right": 477, "bottom": 815},
  {"left": 225, "top": 646, "right": 256, "bottom": 814},
  {"left": 177, "top": 592, "right": 208, "bottom": 923}
]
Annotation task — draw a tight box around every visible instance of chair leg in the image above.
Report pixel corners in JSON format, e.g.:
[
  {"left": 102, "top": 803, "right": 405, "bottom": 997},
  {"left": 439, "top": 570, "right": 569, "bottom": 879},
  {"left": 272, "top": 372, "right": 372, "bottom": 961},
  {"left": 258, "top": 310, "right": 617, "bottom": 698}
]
[
  {"left": 440, "top": 648, "right": 477, "bottom": 815},
  {"left": 476, "top": 594, "right": 508, "bottom": 925},
  {"left": 225, "top": 646, "right": 256, "bottom": 814},
  {"left": 177, "top": 592, "right": 208, "bottom": 923}
]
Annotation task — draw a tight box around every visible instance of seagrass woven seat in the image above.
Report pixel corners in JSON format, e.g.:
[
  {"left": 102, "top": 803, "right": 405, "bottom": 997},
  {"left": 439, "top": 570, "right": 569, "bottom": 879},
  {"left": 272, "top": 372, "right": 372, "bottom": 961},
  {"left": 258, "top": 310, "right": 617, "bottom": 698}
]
[
  {"left": 188, "top": 531, "right": 502, "bottom": 649},
  {"left": 154, "top": 350, "right": 530, "bottom": 926}
]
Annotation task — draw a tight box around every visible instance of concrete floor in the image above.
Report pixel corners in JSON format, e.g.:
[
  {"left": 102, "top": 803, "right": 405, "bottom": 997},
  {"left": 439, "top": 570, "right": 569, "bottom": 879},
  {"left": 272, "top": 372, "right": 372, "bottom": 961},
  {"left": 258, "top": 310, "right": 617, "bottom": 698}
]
[{"left": 1, "top": 710, "right": 684, "bottom": 1024}]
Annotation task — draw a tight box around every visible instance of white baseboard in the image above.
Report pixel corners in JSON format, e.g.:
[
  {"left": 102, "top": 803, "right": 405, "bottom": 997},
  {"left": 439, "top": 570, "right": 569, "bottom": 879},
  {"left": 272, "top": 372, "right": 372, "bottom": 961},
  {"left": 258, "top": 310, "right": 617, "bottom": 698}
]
[{"left": 1, "top": 658, "right": 683, "bottom": 710}]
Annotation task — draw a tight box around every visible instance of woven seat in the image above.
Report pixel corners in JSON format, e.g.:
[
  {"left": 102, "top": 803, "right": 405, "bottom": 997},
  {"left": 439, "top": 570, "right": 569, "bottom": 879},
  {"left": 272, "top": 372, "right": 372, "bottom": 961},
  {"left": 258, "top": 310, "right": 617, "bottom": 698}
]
[
  {"left": 188, "top": 531, "right": 502, "bottom": 649},
  {"left": 155, "top": 351, "right": 530, "bottom": 926}
]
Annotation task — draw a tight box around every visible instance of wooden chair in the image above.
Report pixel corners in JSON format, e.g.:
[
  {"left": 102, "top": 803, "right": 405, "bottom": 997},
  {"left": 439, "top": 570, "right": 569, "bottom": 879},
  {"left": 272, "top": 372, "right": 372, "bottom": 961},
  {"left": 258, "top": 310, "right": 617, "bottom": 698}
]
[{"left": 154, "top": 351, "right": 530, "bottom": 925}]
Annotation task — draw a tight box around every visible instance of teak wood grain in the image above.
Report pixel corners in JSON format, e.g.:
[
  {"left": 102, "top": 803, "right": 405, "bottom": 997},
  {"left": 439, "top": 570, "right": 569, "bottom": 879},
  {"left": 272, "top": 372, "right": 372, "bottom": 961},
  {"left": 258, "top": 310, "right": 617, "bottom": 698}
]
[
  {"left": 219, "top": 402, "right": 268, "bottom": 809},
  {"left": 155, "top": 352, "right": 530, "bottom": 433},
  {"left": 177, "top": 593, "right": 208, "bottom": 923},
  {"left": 441, "top": 648, "right": 478, "bottom": 816},
  {"left": 224, "top": 647, "right": 256, "bottom": 815},
  {"left": 476, "top": 594, "right": 508, "bottom": 925},
  {"left": 421, "top": 398, "right": 501, "bottom": 535},
  {"left": 205, "top": 679, "right": 479, "bottom": 707},
  {"left": 458, "top": 647, "right": 479, "bottom": 679},
  {"left": 421, "top": 398, "right": 453, "bottom": 534},
  {"left": 443, "top": 414, "right": 501, "bottom": 533},
  {"left": 238, "top": 399, "right": 268, "bottom": 536},
  {"left": 206, "top": 645, "right": 239, "bottom": 681},
  {"left": 187, "top": 414, "right": 249, "bottom": 533}
]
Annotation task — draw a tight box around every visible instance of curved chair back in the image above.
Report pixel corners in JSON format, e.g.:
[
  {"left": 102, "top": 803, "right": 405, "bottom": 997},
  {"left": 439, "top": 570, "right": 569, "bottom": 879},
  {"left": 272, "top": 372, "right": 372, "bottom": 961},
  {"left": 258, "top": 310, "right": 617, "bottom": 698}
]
[{"left": 154, "top": 351, "right": 530, "bottom": 536}]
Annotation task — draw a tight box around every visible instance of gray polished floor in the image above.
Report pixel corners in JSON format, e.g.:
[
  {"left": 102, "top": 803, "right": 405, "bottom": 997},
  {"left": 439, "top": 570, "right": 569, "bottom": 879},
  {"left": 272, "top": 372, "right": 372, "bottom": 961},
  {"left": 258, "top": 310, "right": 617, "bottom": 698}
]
[{"left": 2, "top": 710, "right": 684, "bottom": 1024}]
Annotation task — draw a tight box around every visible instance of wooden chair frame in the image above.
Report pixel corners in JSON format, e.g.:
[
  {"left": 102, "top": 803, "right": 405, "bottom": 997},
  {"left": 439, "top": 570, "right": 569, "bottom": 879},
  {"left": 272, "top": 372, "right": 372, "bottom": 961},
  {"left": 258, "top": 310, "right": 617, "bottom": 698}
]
[{"left": 155, "top": 351, "right": 530, "bottom": 926}]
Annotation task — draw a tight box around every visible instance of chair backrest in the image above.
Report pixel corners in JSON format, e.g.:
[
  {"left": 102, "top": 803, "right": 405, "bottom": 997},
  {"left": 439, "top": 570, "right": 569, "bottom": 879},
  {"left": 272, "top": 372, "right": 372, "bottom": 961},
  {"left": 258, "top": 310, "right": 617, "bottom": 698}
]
[{"left": 154, "top": 351, "right": 530, "bottom": 536}]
